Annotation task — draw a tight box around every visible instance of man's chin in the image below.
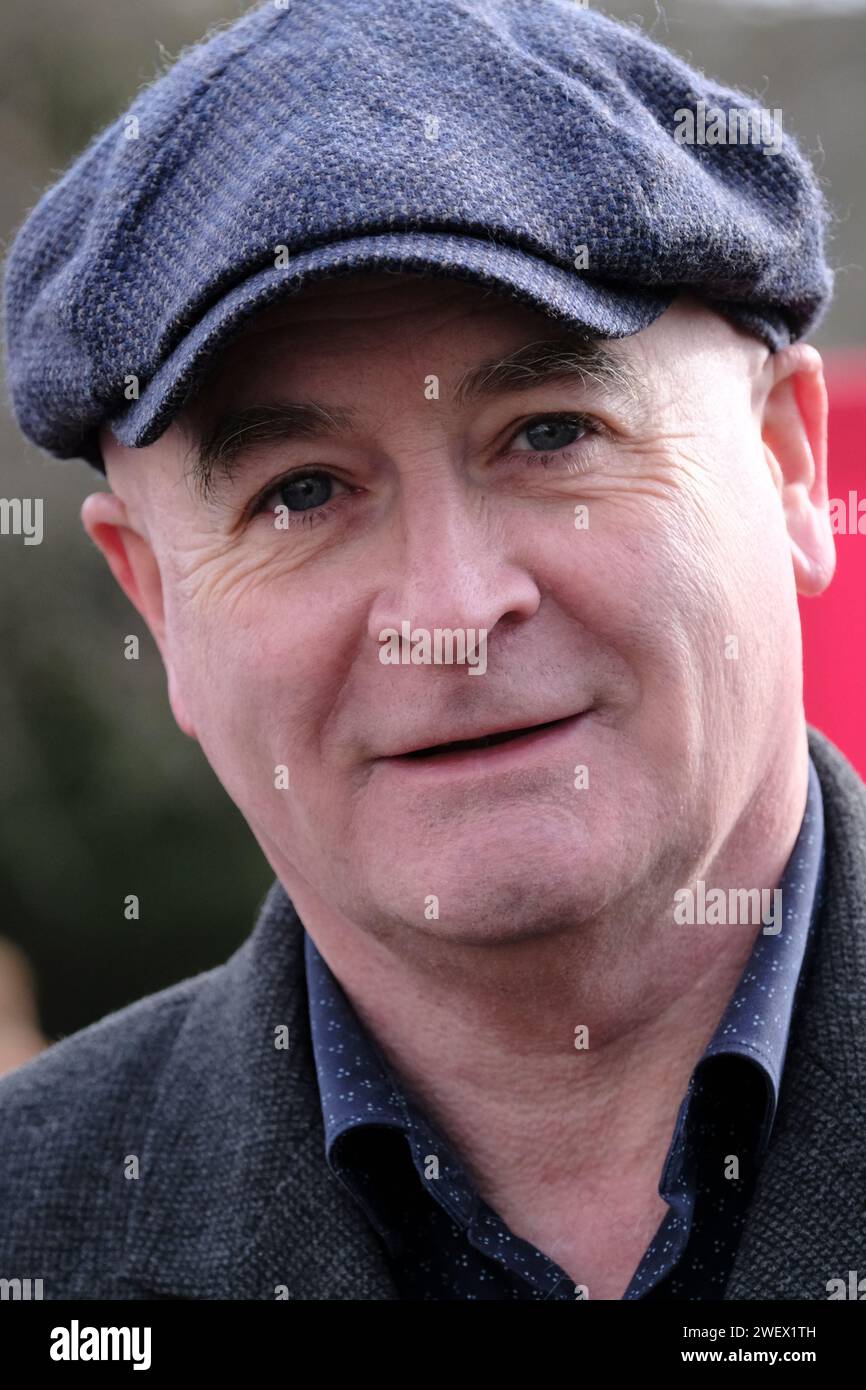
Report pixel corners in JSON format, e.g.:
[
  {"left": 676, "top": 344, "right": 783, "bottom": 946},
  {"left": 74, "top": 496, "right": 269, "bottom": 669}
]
[{"left": 348, "top": 869, "right": 617, "bottom": 946}]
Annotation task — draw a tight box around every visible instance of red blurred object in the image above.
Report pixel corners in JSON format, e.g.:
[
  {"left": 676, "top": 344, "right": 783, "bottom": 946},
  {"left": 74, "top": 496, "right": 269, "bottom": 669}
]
[{"left": 799, "top": 351, "right": 866, "bottom": 778}]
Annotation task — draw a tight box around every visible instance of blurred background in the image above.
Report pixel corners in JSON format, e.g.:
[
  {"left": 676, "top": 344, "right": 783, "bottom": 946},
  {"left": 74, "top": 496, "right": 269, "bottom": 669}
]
[{"left": 0, "top": 0, "right": 864, "bottom": 1067}]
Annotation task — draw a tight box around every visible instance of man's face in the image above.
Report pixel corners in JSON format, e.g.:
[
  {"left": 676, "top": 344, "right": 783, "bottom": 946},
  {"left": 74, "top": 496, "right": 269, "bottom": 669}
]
[{"left": 95, "top": 274, "right": 831, "bottom": 943}]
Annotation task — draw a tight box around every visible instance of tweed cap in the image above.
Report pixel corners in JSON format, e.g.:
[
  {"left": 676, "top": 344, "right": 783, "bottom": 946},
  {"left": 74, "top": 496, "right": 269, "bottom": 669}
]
[{"left": 2, "top": 0, "right": 834, "bottom": 473}]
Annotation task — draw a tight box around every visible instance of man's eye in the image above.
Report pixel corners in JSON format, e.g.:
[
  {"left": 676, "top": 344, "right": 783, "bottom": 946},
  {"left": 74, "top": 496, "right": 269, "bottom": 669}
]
[
  {"left": 508, "top": 413, "right": 596, "bottom": 459},
  {"left": 253, "top": 469, "right": 347, "bottom": 524}
]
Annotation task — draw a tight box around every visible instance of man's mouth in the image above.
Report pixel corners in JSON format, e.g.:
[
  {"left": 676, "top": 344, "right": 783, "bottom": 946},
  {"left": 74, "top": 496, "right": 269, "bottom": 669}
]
[{"left": 397, "top": 715, "right": 575, "bottom": 759}]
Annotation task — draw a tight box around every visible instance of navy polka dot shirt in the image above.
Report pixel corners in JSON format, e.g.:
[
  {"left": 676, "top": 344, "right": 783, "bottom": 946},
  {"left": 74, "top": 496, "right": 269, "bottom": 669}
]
[{"left": 304, "top": 757, "right": 825, "bottom": 1300}]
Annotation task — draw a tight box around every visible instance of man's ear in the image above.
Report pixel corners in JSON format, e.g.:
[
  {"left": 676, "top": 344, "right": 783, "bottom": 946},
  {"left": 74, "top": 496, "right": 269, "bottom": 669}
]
[
  {"left": 760, "top": 342, "right": 835, "bottom": 597},
  {"left": 80, "top": 489, "right": 198, "bottom": 739}
]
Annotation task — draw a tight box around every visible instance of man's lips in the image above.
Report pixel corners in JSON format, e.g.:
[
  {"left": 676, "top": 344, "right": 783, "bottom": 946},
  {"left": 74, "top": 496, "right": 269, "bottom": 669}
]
[{"left": 384, "top": 711, "right": 588, "bottom": 760}]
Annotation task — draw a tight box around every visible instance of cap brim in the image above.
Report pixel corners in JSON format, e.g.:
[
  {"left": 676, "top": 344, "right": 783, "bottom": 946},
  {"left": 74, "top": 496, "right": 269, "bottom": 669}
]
[{"left": 108, "top": 232, "right": 674, "bottom": 451}]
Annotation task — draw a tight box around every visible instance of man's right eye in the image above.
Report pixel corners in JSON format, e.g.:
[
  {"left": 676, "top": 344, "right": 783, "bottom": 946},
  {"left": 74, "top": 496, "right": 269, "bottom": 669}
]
[{"left": 252, "top": 469, "right": 350, "bottom": 524}]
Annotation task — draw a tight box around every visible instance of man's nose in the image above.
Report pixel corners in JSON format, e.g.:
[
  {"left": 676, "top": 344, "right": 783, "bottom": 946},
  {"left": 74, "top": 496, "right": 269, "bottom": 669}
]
[{"left": 366, "top": 481, "right": 541, "bottom": 646}]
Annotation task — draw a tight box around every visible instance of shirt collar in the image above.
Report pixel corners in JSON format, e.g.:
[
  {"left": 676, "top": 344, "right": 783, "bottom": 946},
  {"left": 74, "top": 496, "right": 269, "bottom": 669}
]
[
  {"left": 304, "top": 929, "right": 406, "bottom": 1148},
  {"left": 700, "top": 753, "right": 825, "bottom": 1149},
  {"left": 304, "top": 925, "right": 473, "bottom": 1229}
]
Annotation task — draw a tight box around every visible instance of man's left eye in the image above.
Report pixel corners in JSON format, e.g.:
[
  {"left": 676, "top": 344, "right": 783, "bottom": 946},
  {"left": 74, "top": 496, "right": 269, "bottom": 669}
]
[{"left": 510, "top": 414, "right": 593, "bottom": 455}]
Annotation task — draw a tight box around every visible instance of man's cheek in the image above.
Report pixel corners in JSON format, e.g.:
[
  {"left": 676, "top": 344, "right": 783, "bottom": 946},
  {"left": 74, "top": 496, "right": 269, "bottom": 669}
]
[
  {"left": 162, "top": 584, "right": 270, "bottom": 752},
  {"left": 623, "top": 512, "right": 743, "bottom": 713},
  {"left": 610, "top": 498, "right": 724, "bottom": 632},
  {"left": 170, "top": 533, "right": 309, "bottom": 620},
  {"left": 187, "top": 664, "right": 287, "bottom": 812}
]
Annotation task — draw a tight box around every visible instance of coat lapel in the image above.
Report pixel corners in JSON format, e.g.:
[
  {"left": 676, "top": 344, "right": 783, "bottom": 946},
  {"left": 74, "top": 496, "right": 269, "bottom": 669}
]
[
  {"left": 724, "top": 727, "right": 866, "bottom": 1298},
  {"left": 116, "top": 879, "right": 399, "bottom": 1299}
]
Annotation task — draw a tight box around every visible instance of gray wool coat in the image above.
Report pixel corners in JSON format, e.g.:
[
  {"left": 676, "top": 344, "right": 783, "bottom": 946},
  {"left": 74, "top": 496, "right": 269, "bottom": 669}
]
[{"left": 1, "top": 725, "right": 864, "bottom": 1301}]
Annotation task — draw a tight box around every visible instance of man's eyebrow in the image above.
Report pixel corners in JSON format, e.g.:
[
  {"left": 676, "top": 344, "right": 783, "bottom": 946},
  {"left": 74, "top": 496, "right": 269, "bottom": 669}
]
[
  {"left": 186, "top": 332, "right": 642, "bottom": 503},
  {"left": 452, "top": 332, "right": 641, "bottom": 411},
  {"left": 185, "top": 401, "right": 359, "bottom": 503}
]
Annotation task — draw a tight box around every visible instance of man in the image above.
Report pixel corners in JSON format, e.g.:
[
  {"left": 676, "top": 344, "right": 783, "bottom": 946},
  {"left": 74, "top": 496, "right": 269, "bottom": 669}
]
[{"left": 0, "top": 0, "right": 862, "bottom": 1302}]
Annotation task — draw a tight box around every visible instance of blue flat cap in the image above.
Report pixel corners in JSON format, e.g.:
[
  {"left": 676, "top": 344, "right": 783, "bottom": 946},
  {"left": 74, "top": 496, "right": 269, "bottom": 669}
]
[{"left": 2, "top": 0, "right": 834, "bottom": 473}]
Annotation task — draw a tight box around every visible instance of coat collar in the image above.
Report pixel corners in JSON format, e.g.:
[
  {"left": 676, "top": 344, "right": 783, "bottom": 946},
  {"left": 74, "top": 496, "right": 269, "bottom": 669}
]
[{"left": 117, "top": 726, "right": 866, "bottom": 1301}]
